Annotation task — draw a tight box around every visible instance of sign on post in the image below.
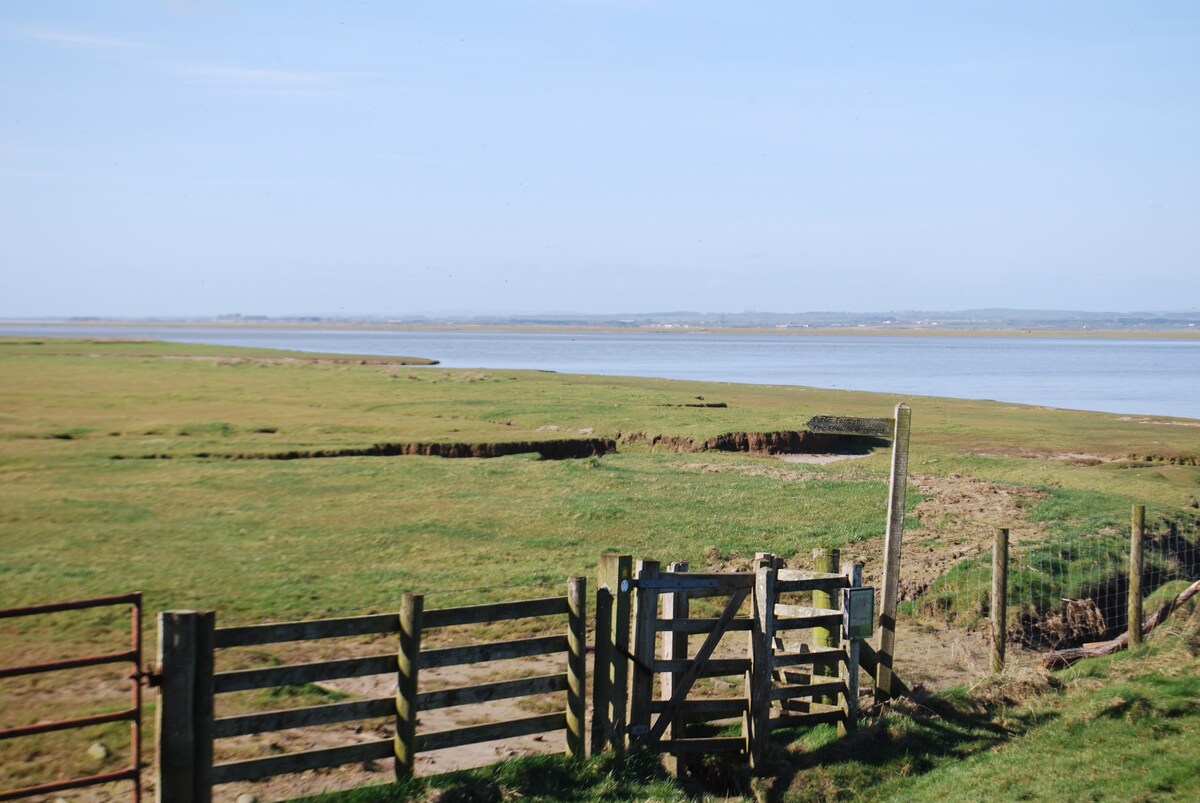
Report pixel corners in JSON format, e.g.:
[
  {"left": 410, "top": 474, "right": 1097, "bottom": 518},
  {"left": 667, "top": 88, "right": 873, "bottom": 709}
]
[{"left": 843, "top": 587, "right": 875, "bottom": 641}]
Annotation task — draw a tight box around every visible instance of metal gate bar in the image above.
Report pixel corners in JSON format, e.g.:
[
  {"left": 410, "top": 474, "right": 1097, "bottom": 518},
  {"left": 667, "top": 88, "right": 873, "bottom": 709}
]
[{"left": 0, "top": 592, "right": 143, "bottom": 802}]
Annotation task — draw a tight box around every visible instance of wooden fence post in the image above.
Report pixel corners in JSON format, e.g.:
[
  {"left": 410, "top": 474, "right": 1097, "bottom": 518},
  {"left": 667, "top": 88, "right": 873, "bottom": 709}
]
[
  {"left": 813, "top": 548, "right": 840, "bottom": 705},
  {"left": 750, "top": 556, "right": 776, "bottom": 769},
  {"left": 876, "top": 402, "right": 911, "bottom": 702},
  {"left": 156, "top": 610, "right": 213, "bottom": 803},
  {"left": 840, "top": 562, "right": 864, "bottom": 737},
  {"left": 991, "top": 528, "right": 1009, "bottom": 673},
  {"left": 629, "top": 559, "right": 660, "bottom": 740},
  {"left": 1129, "top": 505, "right": 1145, "bottom": 647},
  {"left": 593, "top": 554, "right": 632, "bottom": 758},
  {"left": 661, "top": 561, "right": 688, "bottom": 778},
  {"left": 566, "top": 576, "right": 587, "bottom": 761},
  {"left": 395, "top": 593, "right": 423, "bottom": 779}
]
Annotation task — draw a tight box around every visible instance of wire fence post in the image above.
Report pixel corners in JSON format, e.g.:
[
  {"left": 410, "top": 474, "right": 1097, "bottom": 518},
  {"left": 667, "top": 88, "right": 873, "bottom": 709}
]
[
  {"left": 1129, "top": 505, "right": 1145, "bottom": 647},
  {"left": 991, "top": 528, "right": 1009, "bottom": 673}
]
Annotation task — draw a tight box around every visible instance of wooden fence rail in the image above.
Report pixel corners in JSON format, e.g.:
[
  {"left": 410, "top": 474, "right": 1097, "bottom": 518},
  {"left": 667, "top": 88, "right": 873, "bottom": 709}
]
[{"left": 157, "top": 579, "right": 586, "bottom": 803}]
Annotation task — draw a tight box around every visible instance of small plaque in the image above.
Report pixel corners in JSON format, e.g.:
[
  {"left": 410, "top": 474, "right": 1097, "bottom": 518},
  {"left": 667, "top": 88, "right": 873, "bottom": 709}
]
[{"left": 843, "top": 587, "right": 875, "bottom": 640}]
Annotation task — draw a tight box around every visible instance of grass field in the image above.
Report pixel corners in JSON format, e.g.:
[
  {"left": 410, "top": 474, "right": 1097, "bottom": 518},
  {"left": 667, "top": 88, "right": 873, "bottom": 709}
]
[{"left": 1, "top": 336, "right": 1198, "bottom": 799}]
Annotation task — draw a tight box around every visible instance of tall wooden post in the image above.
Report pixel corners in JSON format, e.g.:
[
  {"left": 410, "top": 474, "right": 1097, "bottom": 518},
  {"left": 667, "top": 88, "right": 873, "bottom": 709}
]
[
  {"left": 593, "top": 554, "right": 633, "bottom": 758},
  {"left": 1129, "top": 505, "right": 1145, "bottom": 647},
  {"left": 156, "top": 610, "right": 213, "bottom": 803},
  {"left": 876, "top": 402, "right": 911, "bottom": 702},
  {"left": 566, "top": 576, "right": 587, "bottom": 761},
  {"left": 661, "top": 561, "right": 689, "bottom": 778},
  {"left": 991, "top": 528, "right": 1009, "bottom": 673},
  {"left": 395, "top": 593, "right": 423, "bottom": 779},
  {"left": 813, "top": 548, "right": 840, "bottom": 705}
]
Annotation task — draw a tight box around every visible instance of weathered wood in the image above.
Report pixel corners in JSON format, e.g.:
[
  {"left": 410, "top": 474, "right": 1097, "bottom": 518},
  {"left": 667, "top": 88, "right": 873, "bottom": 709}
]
[
  {"left": 991, "top": 528, "right": 1009, "bottom": 673},
  {"left": 876, "top": 402, "right": 911, "bottom": 702},
  {"left": 416, "top": 712, "right": 567, "bottom": 752},
  {"left": 775, "top": 609, "right": 843, "bottom": 631},
  {"left": 418, "top": 673, "right": 568, "bottom": 710},
  {"left": 1129, "top": 505, "right": 1145, "bottom": 648},
  {"left": 419, "top": 635, "right": 568, "bottom": 669},
  {"left": 157, "top": 611, "right": 199, "bottom": 803},
  {"left": 650, "top": 697, "right": 746, "bottom": 716},
  {"left": 772, "top": 647, "right": 843, "bottom": 668},
  {"left": 771, "top": 680, "right": 845, "bottom": 701},
  {"left": 637, "top": 587, "right": 750, "bottom": 748},
  {"left": 590, "top": 565, "right": 613, "bottom": 756},
  {"left": 422, "top": 596, "right": 569, "bottom": 629},
  {"left": 214, "top": 697, "right": 395, "bottom": 738},
  {"left": 771, "top": 710, "right": 845, "bottom": 729},
  {"left": 652, "top": 658, "right": 752, "bottom": 676},
  {"left": 775, "top": 577, "right": 850, "bottom": 593},
  {"left": 213, "top": 654, "right": 396, "bottom": 693},
  {"left": 776, "top": 569, "right": 847, "bottom": 583},
  {"left": 858, "top": 642, "right": 910, "bottom": 697},
  {"left": 812, "top": 549, "right": 840, "bottom": 705},
  {"left": 749, "top": 560, "right": 775, "bottom": 769},
  {"left": 629, "top": 559, "right": 660, "bottom": 738},
  {"left": 211, "top": 739, "right": 393, "bottom": 784},
  {"left": 594, "top": 554, "right": 633, "bottom": 758},
  {"left": 394, "top": 593, "right": 422, "bottom": 780},
  {"left": 805, "top": 415, "right": 893, "bottom": 437},
  {"left": 661, "top": 561, "right": 689, "bottom": 778},
  {"left": 213, "top": 613, "right": 398, "bottom": 648},
  {"left": 1044, "top": 578, "right": 1200, "bottom": 669},
  {"left": 634, "top": 574, "right": 755, "bottom": 592},
  {"left": 566, "top": 576, "right": 587, "bottom": 761},
  {"left": 656, "top": 617, "right": 752, "bottom": 633}
]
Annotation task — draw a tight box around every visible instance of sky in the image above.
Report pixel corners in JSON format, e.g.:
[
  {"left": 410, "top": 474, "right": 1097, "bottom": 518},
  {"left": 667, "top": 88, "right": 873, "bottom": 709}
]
[{"left": 2, "top": 1, "right": 1198, "bottom": 318}]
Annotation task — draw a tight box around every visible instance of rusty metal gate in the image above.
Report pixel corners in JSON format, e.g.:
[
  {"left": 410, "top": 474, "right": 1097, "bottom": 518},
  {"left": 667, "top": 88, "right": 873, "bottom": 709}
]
[{"left": 0, "top": 592, "right": 144, "bottom": 802}]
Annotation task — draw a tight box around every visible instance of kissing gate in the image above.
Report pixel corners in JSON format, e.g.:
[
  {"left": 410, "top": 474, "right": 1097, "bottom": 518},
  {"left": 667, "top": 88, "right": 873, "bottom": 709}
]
[{"left": 590, "top": 550, "right": 870, "bottom": 771}]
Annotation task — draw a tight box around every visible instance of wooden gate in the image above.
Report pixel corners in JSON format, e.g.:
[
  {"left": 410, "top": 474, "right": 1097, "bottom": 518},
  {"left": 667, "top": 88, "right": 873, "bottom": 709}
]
[{"left": 601, "top": 551, "right": 865, "bottom": 772}]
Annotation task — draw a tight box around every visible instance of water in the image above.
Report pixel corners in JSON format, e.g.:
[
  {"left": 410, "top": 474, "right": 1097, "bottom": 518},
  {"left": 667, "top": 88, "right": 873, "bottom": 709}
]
[{"left": 3, "top": 324, "right": 1197, "bottom": 419}]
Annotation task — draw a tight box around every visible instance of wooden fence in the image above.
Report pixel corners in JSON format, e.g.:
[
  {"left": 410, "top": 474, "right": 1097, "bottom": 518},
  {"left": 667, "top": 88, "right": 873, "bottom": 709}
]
[{"left": 157, "top": 579, "right": 586, "bottom": 803}]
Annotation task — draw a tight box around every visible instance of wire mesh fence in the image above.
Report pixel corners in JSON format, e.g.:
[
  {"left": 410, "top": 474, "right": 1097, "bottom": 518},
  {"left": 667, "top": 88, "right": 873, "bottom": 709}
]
[{"left": 903, "top": 505, "right": 1200, "bottom": 666}]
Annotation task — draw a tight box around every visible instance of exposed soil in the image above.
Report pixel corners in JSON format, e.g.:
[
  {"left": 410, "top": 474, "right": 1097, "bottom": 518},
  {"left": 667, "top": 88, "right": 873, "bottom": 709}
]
[
  {"left": 620, "top": 430, "right": 880, "bottom": 456},
  {"left": 112, "top": 439, "right": 619, "bottom": 462}
]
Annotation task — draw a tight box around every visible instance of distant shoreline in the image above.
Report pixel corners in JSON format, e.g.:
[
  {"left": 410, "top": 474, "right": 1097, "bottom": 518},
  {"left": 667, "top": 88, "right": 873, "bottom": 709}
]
[{"left": 4, "top": 319, "right": 1199, "bottom": 340}]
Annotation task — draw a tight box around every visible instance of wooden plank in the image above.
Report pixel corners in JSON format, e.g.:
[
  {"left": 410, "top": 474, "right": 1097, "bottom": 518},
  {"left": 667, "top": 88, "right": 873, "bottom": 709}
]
[
  {"left": 661, "top": 561, "right": 689, "bottom": 779},
  {"left": 417, "top": 673, "right": 567, "bottom": 710},
  {"left": 213, "top": 613, "right": 398, "bottom": 648},
  {"left": 771, "top": 710, "right": 844, "bottom": 729},
  {"left": 629, "top": 559, "right": 660, "bottom": 739},
  {"left": 395, "top": 593, "right": 422, "bottom": 779},
  {"left": 771, "top": 680, "right": 845, "bottom": 701},
  {"left": 638, "top": 587, "right": 750, "bottom": 748},
  {"left": 772, "top": 647, "right": 843, "bottom": 668},
  {"left": 776, "top": 569, "right": 846, "bottom": 583},
  {"left": 652, "top": 658, "right": 751, "bottom": 676},
  {"left": 859, "top": 642, "right": 910, "bottom": 697},
  {"left": 566, "top": 576, "right": 587, "bottom": 761},
  {"left": 841, "top": 562, "right": 864, "bottom": 736},
  {"left": 750, "top": 561, "right": 775, "bottom": 768},
  {"left": 590, "top": 562, "right": 614, "bottom": 757},
  {"left": 422, "top": 596, "right": 568, "bottom": 629},
  {"left": 805, "top": 415, "right": 893, "bottom": 437},
  {"left": 419, "top": 635, "right": 568, "bottom": 669},
  {"left": 775, "top": 577, "right": 850, "bottom": 593},
  {"left": 608, "top": 555, "right": 633, "bottom": 759},
  {"left": 655, "top": 617, "right": 753, "bottom": 633},
  {"left": 655, "top": 737, "right": 745, "bottom": 753},
  {"left": 214, "top": 697, "right": 395, "bottom": 738},
  {"left": 650, "top": 698, "right": 746, "bottom": 716},
  {"left": 193, "top": 612, "right": 215, "bottom": 800},
  {"left": 635, "top": 574, "right": 755, "bottom": 592},
  {"left": 877, "top": 403, "right": 911, "bottom": 702},
  {"left": 213, "top": 654, "right": 395, "bottom": 694},
  {"left": 415, "top": 712, "right": 567, "bottom": 752},
  {"left": 211, "top": 739, "right": 393, "bottom": 784}
]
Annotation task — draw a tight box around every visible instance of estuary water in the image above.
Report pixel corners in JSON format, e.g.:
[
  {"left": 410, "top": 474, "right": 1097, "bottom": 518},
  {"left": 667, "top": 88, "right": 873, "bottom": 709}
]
[{"left": 3, "top": 324, "right": 1198, "bottom": 419}]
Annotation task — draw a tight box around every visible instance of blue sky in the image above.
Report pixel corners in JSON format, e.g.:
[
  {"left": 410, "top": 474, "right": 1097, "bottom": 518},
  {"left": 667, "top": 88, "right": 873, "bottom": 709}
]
[{"left": 2, "top": 1, "right": 1198, "bottom": 317}]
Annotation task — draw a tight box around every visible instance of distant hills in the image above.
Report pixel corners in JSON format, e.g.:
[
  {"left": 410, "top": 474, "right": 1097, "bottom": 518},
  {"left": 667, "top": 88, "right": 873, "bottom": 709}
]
[{"left": 32, "top": 308, "right": 1200, "bottom": 332}]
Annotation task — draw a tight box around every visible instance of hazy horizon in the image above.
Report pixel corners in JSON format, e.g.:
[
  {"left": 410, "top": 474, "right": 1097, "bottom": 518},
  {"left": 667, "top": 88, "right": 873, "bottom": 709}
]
[{"left": 3, "top": 2, "right": 1198, "bottom": 318}]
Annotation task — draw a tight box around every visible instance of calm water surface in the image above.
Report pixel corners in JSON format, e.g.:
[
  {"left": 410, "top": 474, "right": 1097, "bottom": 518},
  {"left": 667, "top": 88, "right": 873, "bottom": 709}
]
[{"left": 3, "top": 324, "right": 1197, "bottom": 419}]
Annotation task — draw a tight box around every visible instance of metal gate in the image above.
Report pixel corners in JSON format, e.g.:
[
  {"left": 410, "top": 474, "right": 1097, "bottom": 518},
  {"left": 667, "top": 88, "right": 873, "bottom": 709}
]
[{"left": 0, "top": 593, "right": 144, "bottom": 802}]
